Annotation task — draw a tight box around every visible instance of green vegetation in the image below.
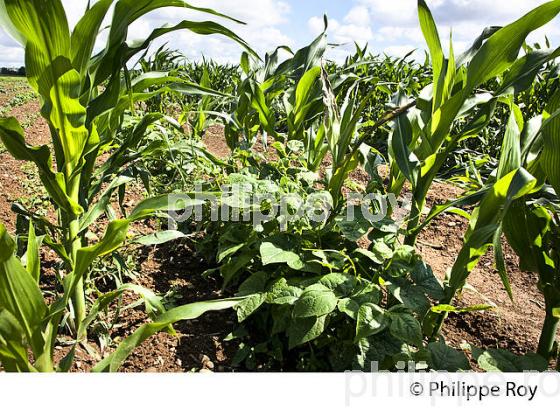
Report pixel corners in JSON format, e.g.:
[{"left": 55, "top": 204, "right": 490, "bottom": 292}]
[{"left": 0, "top": 0, "right": 560, "bottom": 372}]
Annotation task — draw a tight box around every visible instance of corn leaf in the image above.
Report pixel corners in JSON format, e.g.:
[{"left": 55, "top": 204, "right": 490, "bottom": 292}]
[{"left": 92, "top": 297, "right": 245, "bottom": 372}]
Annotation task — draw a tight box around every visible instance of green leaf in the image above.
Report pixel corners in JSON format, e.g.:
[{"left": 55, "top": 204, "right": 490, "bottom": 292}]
[
  {"left": 25, "top": 221, "right": 42, "bottom": 283},
  {"left": 92, "top": 297, "right": 245, "bottom": 372},
  {"left": 389, "top": 308, "right": 423, "bottom": 346},
  {"left": 0, "top": 224, "right": 47, "bottom": 351},
  {"left": 133, "top": 230, "right": 187, "bottom": 246},
  {"left": 0, "top": 117, "right": 83, "bottom": 215},
  {"left": 236, "top": 294, "right": 266, "bottom": 322},
  {"left": 410, "top": 261, "right": 445, "bottom": 300},
  {"left": 0, "top": 310, "right": 33, "bottom": 372},
  {"left": 238, "top": 272, "right": 268, "bottom": 296},
  {"left": 217, "top": 243, "right": 245, "bottom": 263},
  {"left": 493, "top": 225, "right": 513, "bottom": 301},
  {"left": 71, "top": 220, "right": 130, "bottom": 291},
  {"left": 466, "top": 1, "right": 560, "bottom": 91},
  {"left": 418, "top": 0, "right": 444, "bottom": 107},
  {"left": 319, "top": 273, "right": 356, "bottom": 296},
  {"left": 355, "top": 303, "right": 388, "bottom": 340},
  {"left": 129, "top": 194, "right": 204, "bottom": 221},
  {"left": 288, "top": 315, "right": 327, "bottom": 349},
  {"left": 355, "top": 333, "right": 404, "bottom": 369},
  {"left": 337, "top": 298, "right": 360, "bottom": 320},
  {"left": 390, "top": 101, "right": 419, "bottom": 187},
  {"left": 430, "top": 304, "right": 494, "bottom": 314},
  {"left": 448, "top": 168, "right": 537, "bottom": 292},
  {"left": 260, "top": 236, "right": 305, "bottom": 270},
  {"left": 266, "top": 278, "right": 302, "bottom": 305},
  {"left": 335, "top": 206, "right": 371, "bottom": 242},
  {"left": 70, "top": 0, "right": 114, "bottom": 76},
  {"left": 77, "top": 284, "right": 167, "bottom": 342},
  {"left": 497, "top": 103, "right": 522, "bottom": 179},
  {"left": 474, "top": 348, "right": 548, "bottom": 372},
  {"left": 540, "top": 89, "right": 560, "bottom": 195},
  {"left": 428, "top": 340, "right": 470, "bottom": 371},
  {"left": 293, "top": 284, "right": 338, "bottom": 318}
]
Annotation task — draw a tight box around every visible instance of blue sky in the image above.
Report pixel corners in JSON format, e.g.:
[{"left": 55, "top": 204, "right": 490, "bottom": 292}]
[{"left": 1, "top": 0, "right": 559, "bottom": 67}]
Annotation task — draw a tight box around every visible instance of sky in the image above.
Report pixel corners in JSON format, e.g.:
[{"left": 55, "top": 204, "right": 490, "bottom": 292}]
[{"left": 1, "top": 0, "right": 560, "bottom": 67}]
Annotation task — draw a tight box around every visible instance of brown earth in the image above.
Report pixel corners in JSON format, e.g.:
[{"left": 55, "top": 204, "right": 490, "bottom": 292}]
[{"left": 0, "top": 80, "right": 555, "bottom": 372}]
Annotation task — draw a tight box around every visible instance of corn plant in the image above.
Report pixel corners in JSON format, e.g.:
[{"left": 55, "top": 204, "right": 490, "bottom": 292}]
[
  {"left": 420, "top": 84, "right": 560, "bottom": 364},
  {"left": 0, "top": 0, "right": 255, "bottom": 370},
  {"left": 388, "top": 0, "right": 560, "bottom": 247},
  {"left": 427, "top": 88, "right": 560, "bottom": 362},
  {"left": 0, "top": 219, "right": 245, "bottom": 371}
]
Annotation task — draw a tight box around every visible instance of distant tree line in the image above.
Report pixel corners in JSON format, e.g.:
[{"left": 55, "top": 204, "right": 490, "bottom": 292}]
[{"left": 0, "top": 66, "right": 25, "bottom": 76}]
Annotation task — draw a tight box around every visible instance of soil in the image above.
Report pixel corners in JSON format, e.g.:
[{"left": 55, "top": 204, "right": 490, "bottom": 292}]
[{"left": 0, "top": 80, "right": 556, "bottom": 372}]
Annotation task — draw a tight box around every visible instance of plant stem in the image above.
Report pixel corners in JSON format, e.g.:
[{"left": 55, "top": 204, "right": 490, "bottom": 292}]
[
  {"left": 537, "top": 305, "right": 559, "bottom": 359},
  {"left": 404, "top": 199, "right": 422, "bottom": 246},
  {"left": 69, "top": 217, "right": 86, "bottom": 328},
  {"left": 423, "top": 289, "right": 455, "bottom": 340},
  {"left": 66, "top": 171, "right": 85, "bottom": 330}
]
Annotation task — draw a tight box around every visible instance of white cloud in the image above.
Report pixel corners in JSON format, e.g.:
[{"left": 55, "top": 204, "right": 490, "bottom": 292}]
[
  {"left": 343, "top": 5, "right": 370, "bottom": 27},
  {"left": 383, "top": 44, "right": 418, "bottom": 58},
  {"left": 2, "top": 0, "right": 560, "bottom": 67},
  {"left": 309, "top": 0, "right": 560, "bottom": 62}
]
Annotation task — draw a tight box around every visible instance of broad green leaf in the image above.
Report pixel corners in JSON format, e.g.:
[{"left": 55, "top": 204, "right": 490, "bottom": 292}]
[
  {"left": 418, "top": 0, "right": 443, "bottom": 109},
  {"left": 493, "top": 225, "right": 513, "bottom": 301},
  {"left": 337, "top": 298, "right": 360, "bottom": 320},
  {"left": 217, "top": 243, "right": 245, "bottom": 263},
  {"left": 90, "top": 17, "right": 257, "bottom": 118},
  {"left": 389, "top": 308, "right": 423, "bottom": 346},
  {"left": 293, "top": 284, "right": 337, "bottom": 318},
  {"left": 236, "top": 294, "right": 266, "bottom": 322},
  {"left": 497, "top": 47, "right": 560, "bottom": 95},
  {"left": 0, "top": 117, "right": 83, "bottom": 215},
  {"left": 355, "top": 333, "right": 404, "bottom": 370},
  {"left": 260, "top": 237, "right": 305, "bottom": 270},
  {"left": 390, "top": 103, "right": 419, "bottom": 187},
  {"left": 540, "top": 89, "right": 560, "bottom": 194},
  {"left": 238, "top": 272, "right": 268, "bottom": 296},
  {"left": 266, "top": 278, "right": 302, "bottom": 305},
  {"left": 474, "top": 348, "right": 548, "bottom": 372},
  {"left": 410, "top": 261, "right": 445, "bottom": 300},
  {"left": 77, "top": 283, "right": 167, "bottom": 342},
  {"left": 497, "top": 103, "right": 522, "bottom": 179},
  {"left": 288, "top": 315, "right": 327, "bottom": 349},
  {"left": 0, "top": 310, "right": 34, "bottom": 372},
  {"left": 448, "top": 168, "right": 537, "bottom": 292},
  {"left": 70, "top": 0, "right": 114, "bottom": 76},
  {"left": 428, "top": 340, "right": 470, "bottom": 371},
  {"left": 0, "top": 224, "right": 47, "bottom": 351},
  {"left": 319, "top": 273, "right": 356, "bottom": 296},
  {"left": 355, "top": 303, "right": 388, "bottom": 340},
  {"left": 466, "top": 1, "right": 560, "bottom": 91},
  {"left": 293, "top": 66, "right": 321, "bottom": 128}
]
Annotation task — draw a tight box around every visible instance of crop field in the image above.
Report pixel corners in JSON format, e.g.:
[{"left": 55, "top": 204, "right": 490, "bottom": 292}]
[{"left": 0, "top": 0, "right": 560, "bottom": 375}]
